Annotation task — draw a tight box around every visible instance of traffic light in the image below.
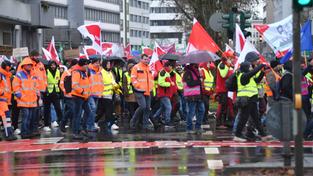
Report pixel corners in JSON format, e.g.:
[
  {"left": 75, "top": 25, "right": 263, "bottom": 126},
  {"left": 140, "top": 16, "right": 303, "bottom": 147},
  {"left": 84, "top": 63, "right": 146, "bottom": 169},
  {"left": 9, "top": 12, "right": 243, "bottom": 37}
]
[
  {"left": 222, "top": 13, "right": 236, "bottom": 39},
  {"left": 240, "top": 12, "right": 251, "bottom": 30},
  {"left": 294, "top": 0, "right": 313, "bottom": 10}
]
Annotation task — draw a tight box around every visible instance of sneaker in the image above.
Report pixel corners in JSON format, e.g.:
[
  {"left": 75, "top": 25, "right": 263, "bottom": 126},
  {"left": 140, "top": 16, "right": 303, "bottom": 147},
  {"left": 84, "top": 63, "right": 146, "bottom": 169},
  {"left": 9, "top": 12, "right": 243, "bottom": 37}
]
[
  {"left": 4, "top": 135, "right": 18, "bottom": 141},
  {"left": 21, "top": 134, "right": 33, "bottom": 139},
  {"left": 14, "top": 129, "right": 21, "bottom": 135},
  {"left": 95, "top": 123, "right": 100, "bottom": 130},
  {"left": 261, "top": 135, "right": 274, "bottom": 142},
  {"left": 43, "top": 126, "right": 51, "bottom": 132},
  {"left": 233, "top": 136, "right": 247, "bottom": 142},
  {"left": 111, "top": 124, "right": 119, "bottom": 130},
  {"left": 51, "top": 121, "right": 59, "bottom": 128},
  {"left": 59, "top": 124, "right": 66, "bottom": 133}
]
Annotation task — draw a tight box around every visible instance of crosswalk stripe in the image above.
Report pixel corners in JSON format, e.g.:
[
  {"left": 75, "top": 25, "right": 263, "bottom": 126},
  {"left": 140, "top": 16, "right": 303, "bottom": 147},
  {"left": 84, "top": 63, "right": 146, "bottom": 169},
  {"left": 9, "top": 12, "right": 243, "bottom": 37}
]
[
  {"left": 207, "top": 160, "right": 223, "bottom": 169},
  {"left": 204, "top": 147, "right": 219, "bottom": 154}
]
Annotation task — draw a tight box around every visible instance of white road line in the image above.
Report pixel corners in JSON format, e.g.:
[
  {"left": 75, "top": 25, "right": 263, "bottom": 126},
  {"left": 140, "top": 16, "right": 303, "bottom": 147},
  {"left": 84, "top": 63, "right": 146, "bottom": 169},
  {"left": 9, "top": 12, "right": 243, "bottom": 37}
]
[
  {"left": 51, "top": 148, "right": 79, "bottom": 151},
  {"left": 87, "top": 147, "right": 115, "bottom": 150},
  {"left": 201, "top": 125, "right": 211, "bottom": 129},
  {"left": 207, "top": 160, "right": 224, "bottom": 170},
  {"left": 14, "top": 149, "right": 43, "bottom": 153},
  {"left": 204, "top": 147, "right": 220, "bottom": 154}
]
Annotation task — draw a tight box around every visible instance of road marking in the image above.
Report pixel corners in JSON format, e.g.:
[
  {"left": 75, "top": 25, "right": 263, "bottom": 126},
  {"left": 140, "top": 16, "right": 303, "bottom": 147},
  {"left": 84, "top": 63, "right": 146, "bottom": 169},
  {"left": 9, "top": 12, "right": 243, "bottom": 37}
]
[
  {"left": 51, "top": 148, "right": 79, "bottom": 151},
  {"left": 87, "top": 147, "right": 115, "bottom": 150},
  {"left": 201, "top": 125, "right": 211, "bottom": 129},
  {"left": 14, "top": 149, "right": 43, "bottom": 153},
  {"left": 204, "top": 147, "right": 219, "bottom": 154},
  {"left": 207, "top": 160, "right": 223, "bottom": 170}
]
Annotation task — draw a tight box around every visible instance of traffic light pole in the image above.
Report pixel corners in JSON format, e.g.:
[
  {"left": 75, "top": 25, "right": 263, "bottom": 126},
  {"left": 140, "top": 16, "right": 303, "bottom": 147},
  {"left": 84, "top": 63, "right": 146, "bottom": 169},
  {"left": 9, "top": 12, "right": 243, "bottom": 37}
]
[{"left": 292, "top": 4, "right": 304, "bottom": 176}]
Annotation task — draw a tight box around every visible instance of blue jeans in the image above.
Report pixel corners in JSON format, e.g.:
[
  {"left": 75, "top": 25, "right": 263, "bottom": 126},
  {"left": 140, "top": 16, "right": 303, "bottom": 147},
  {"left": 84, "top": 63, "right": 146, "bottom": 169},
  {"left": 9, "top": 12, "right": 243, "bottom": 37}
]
[
  {"left": 83, "top": 97, "right": 98, "bottom": 131},
  {"left": 72, "top": 97, "right": 90, "bottom": 134},
  {"left": 179, "top": 92, "right": 188, "bottom": 121},
  {"left": 186, "top": 99, "right": 205, "bottom": 131},
  {"left": 61, "top": 97, "right": 74, "bottom": 127},
  {"left": 51, "top": 105, "right": 57, "bottom": 122},
  {"left": 20, "top": 108, "right": 36, "bottom": 136},
  {"left": 130, "top": 92, "right": 151, "bottom": 128},
  {"left": 154, "top": 97, "right": 172, "bottom": 124}
]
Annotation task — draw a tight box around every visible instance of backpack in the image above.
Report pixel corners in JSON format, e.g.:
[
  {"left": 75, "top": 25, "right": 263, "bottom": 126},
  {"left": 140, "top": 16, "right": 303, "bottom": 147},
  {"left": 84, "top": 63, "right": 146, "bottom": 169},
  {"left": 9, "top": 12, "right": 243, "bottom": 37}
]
[
  {"left": 64, "top": 74, "right": 72, "bottom": 93},
  {"left": 226, "top": 71, "right": 238, "bottom": 92}
]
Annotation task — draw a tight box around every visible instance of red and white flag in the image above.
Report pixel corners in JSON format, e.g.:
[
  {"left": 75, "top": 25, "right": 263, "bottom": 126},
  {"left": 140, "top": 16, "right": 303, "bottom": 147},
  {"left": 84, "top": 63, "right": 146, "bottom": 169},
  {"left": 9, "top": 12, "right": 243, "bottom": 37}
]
[
  {"left": 150, "top": 42, "right": 166, "bottom": 77},
  {"left": 235, "top": 24, "right": 246, "bottom": 55},
  {"left": 78, "top": 23, "right": 102, "bottom": 54},
  {"left": 42, "top": 36, "right": 60, "bottom": 64},
  {"left": 186, "top": 18, "right": 220, "bottom": 53},
  {"left": 142, "top": 46, "right": 153, "bottom": 57},
  {"left": 161, "top": 43, "right": 176, "bottom": 54},
  {"left": 101, "top": 42, "right": 113, "bottom": 56},
  {"left": 254, "top": 15, "right": 292, "bottom": 58},
  {"left": 124, "top": 43, "right": 132, "bottom": 59},
  {"left": 235, "top": 38, "right": 259, "bottom": 69}
]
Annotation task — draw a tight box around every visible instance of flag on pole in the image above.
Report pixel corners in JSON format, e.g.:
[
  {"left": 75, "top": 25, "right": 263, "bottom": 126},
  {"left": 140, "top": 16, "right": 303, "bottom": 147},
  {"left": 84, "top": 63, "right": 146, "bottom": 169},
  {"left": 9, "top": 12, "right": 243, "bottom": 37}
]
[
  {"left": 235, "top": 38, "right": 260, "bottom": 69},
  {"left": 78, "top": 23, "right": 102, "bottom": 54},
  {"left": 186, "top": 18, "right": 220, "bottom": 53},
  {"left": 235, "top": 24, "right": 246, "bottom": 55},
  {"left": 42, "top": 48, "right": 52, "bottom": 61},
  {"left": 47, "top": 36, "right": 60, "bottom": 64},
  {"left": 142, "top": 46, "right": 153, "bottom": 57},
  {"left": 254, "top": 15, "right": 293, "bottom": 58},
  {"left": 124, "top": 43, "right": 132, "bottom": 59},
  {"left": 150, "top": 42, "right": 166, "bottom": 77}
]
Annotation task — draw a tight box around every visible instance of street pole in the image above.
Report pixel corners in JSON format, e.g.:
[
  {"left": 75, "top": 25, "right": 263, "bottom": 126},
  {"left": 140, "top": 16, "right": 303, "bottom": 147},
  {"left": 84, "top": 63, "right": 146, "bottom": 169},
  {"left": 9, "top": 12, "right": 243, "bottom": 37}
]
[
  {"left": 123, "top": 0, "right": 127, "bottom": 46},
  {"left": 292, "top": 3, "right": 303, "bottom": 176}
]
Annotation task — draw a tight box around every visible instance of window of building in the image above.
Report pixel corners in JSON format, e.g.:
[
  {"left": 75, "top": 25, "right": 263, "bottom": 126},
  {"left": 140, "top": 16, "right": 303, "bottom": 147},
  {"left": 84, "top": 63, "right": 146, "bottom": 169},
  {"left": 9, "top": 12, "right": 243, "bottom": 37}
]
[
  {"left": 150, "top": 7, "right": 178, "bottom": 14},
  {"left": 102, "top": 31, "right": 120, "bottom": 43},
  {"left": 150, "top": 32, "right": 182, "bottom": 39},
  {"left": 51, "top": 5, "right": 67, "bottom": 19},
  {"left": 85, "top": 8, "right": 120, "bottom": 24},
  {"left": 150, "top": 20, "right": 182, "bottom": 26},
  {"left": 2, "top": 32, "right": 12, "bottom": 46}
]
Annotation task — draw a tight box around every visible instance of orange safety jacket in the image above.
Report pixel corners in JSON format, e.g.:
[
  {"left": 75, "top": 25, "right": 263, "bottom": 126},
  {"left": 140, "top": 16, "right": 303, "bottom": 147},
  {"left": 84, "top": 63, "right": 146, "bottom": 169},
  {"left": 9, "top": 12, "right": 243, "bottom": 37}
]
[
  {"left": 88, "top": 64, "right": 104, "bottom": 98},
  {"left": 12, "top": 69, "right": 39, "bottom": 108},
  {"left": 0, "top": 68, "right": 12, "bottom": 105},
  {"left": 130, "top": 62, "right": 154, "bottom": 96},
  {"left": 18, "top": 60, "right": 47, "bottom": 92},
  {"left": 71, "top": 66, "right": 91, "bottom": 100}
]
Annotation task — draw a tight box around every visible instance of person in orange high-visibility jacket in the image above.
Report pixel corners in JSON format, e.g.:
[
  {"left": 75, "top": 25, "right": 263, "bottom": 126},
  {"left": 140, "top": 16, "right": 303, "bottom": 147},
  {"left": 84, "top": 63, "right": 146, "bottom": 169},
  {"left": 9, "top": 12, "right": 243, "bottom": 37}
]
[
  {"left": 59, "top": 59, "right": 78, "bottom": 133},
  {"left": 70, "top": 59, "right": 91, "bottom": 139},
  {"left": 85, "top": 56, "right": 103, "bottom": 132},
  {"left": 130, "top": 54, "right": 154, "bottom": 131},
  {"left": 13, "top": 57, "right": 39, "bottom": 139},
  {"left": 0, "top": 60, "right": 17, "bottom": 140}
]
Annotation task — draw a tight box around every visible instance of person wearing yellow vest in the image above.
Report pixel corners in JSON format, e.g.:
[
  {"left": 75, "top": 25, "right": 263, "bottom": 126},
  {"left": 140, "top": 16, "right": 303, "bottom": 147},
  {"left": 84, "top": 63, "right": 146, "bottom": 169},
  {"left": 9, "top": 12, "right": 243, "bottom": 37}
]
[
  {"left": 199, "top": 62, "right": 214, "bottom": 124},
  {"left": 42, "top": 60, "right": 63, "bottom": 132},
  {"left": 234, "top": 59, "right": 272, "bottom": 142},
  {"left": 97, "top": 59, "right": 120, "bottom": 132},
  {"left": 122, "top": 59, "right": 138, "bottom": 120}
]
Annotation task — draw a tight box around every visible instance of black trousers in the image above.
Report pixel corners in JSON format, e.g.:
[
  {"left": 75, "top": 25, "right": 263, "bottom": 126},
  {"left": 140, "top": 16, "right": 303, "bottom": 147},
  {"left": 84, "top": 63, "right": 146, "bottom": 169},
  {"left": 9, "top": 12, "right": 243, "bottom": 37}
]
[
  {"left": 43, "top": 93, "right": 63, "bottom": 126},
  {"left": 11, "top": 98, "right": 20, "bottom": 130},
  {"left": 96, "top": 98, "right": 114, "bottom": 124},
  {"left": 235, "top": 101, "right": 266, "bottom": 137},
  {"left": 202, "top": 95, "right": 210, "bottom": 122}
]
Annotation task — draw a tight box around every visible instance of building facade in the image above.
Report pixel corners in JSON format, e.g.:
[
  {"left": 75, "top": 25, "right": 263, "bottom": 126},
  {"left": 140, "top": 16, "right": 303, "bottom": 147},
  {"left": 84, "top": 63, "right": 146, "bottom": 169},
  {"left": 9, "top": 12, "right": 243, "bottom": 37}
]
[
  {"left": 149, "top": 0, "right": 186, "bottom": 51},
  {"left": 43, "top": 0, "right": 121, "bottom": 50},
  {"left": 0, "top": 0, "right": 54, "bottom": 55},
  {"left": 121, "top": 0, "right": 151, "bottom": 50}
]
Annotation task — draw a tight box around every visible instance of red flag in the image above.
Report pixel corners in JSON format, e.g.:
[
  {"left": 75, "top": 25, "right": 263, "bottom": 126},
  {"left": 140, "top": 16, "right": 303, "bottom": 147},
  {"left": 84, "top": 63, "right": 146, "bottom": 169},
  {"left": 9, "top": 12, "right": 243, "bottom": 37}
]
[
  {"left": 101, "top": 42, "right": 113, "bottom": 56},
  {"left": 161, "top": 43, "right": 176, "bottom": 54},
  {"left": 235, "top": 24, "right": 246, "bottom": 54},
  {"left": 142, "top": 46, "right": 153, "bottom": 57},
  {"left": 124, "top": 43, "right": 132, "bottom": 59},
  {"left": 78, "top": 23, "right": 102, "bottom": 54},
  {"left": 186, "top": 18, "right": 220, "bottom": 53},
  {"left": 150, "top": 42, "right": 166, "bottom": 77}
]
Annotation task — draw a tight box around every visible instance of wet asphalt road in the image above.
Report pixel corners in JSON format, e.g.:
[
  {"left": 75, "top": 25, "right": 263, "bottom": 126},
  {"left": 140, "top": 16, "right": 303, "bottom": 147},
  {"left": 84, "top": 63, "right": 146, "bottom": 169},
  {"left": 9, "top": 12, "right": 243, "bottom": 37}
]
[{"left": 1, "top": 122, "right": 313, "bottom": 175}]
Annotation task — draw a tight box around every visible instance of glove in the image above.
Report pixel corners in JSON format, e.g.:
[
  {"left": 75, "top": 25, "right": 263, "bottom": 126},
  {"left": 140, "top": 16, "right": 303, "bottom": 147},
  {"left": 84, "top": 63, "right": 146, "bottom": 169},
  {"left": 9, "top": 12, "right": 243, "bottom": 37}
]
[{"left": 115, "top": 89, "right": 123, "bottom": 95}]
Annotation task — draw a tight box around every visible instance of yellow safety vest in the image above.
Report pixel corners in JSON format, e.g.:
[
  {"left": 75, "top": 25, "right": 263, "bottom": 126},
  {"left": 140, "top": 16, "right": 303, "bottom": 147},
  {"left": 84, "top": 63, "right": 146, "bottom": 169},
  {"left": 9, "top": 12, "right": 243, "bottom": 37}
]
[
  {"left": 237, "top": 73, "right": 258, "bottom": 97},
  {"left": 200, "top": 68, "right": 214, "bottom": 91},
  {"left": 101, "top": 69, "right": 115, "bottom": 96},
  {"left": 174, "top": 71, "right": 183, "bottom": 90},
  {"left": 124, "top": 72, "right": 133, "bottom": 94},
  {"left": 47, "top": 69, "right": 60, "bottom": 93}
]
